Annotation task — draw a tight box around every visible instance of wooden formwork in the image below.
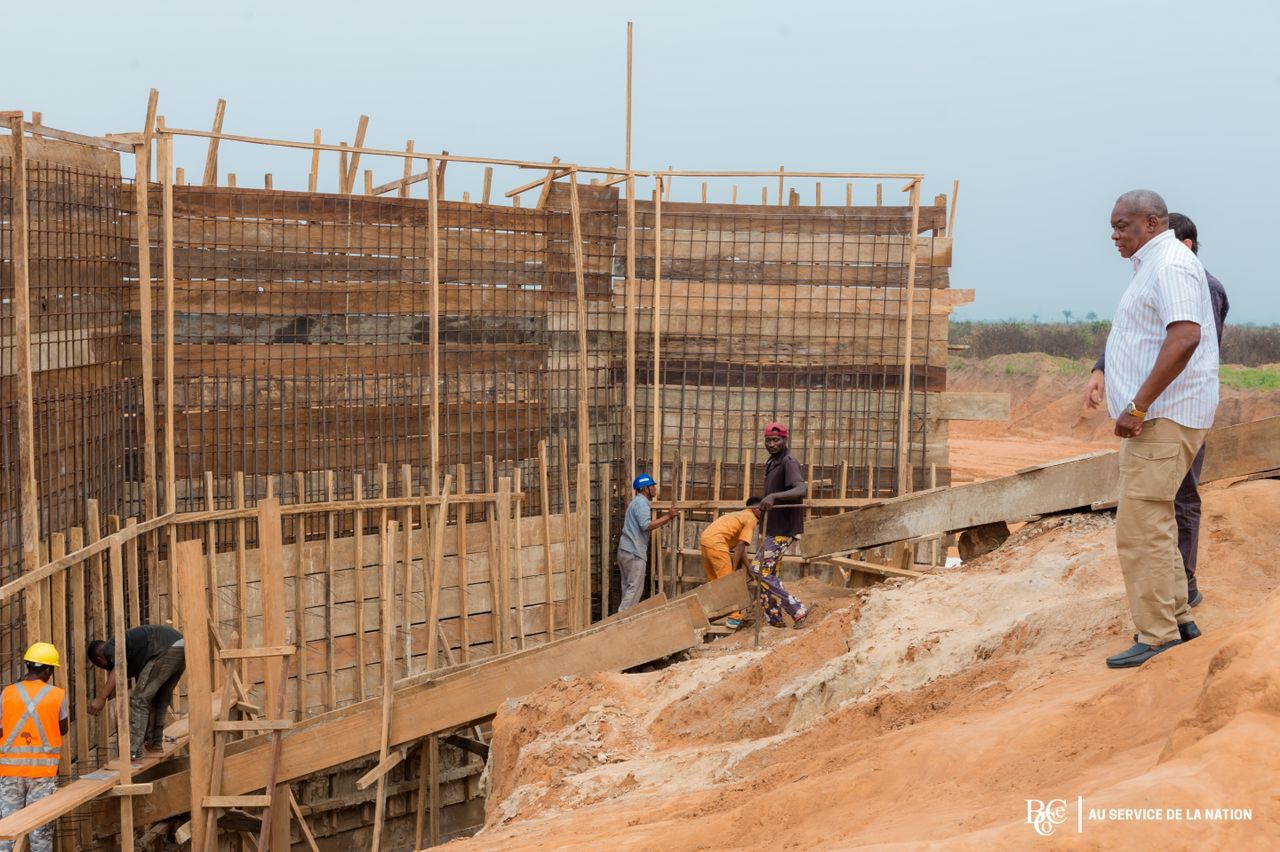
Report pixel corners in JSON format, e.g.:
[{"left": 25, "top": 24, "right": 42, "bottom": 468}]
[{"left": 1, "top": 112, "right": 981, "bottom": 847}]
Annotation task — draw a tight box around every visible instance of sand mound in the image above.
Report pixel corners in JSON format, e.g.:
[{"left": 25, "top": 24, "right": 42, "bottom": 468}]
[{"left": 452, "top": 479, "right": 1280, "bottom": 850}]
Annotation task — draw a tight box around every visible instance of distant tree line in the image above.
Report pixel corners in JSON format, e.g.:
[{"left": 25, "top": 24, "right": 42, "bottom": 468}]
[{"left": 950, "top": 321, "right": 1280, "bottom": 366}]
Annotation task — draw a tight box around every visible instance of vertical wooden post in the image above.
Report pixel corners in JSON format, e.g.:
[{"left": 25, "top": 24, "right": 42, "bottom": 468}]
[
  {"left": 577, "top": 462, "right": 591, "bottom": 626},
  {"left": 537, "top": 442, "right": 555, "bottom": 636},
  {"left": 455, "top": 469, "right": 470, "bottom": 662},
  {"left": 428, "top": 735, "right": 441, "bottom": 846},
  {"left": 624, "top": 173, "right": 637, "bottom": 482},
  {"left": 175, "top": 540, "right": 213, "bottom": 852},
  {"left": 371, "top": 520, "right": 398, "bottom": 852},
  {"left": 651, "top": 179, "right": 663, "bottom": 486},
  {"left": 292, "top": 472, "right": 307, "bottom": 715},
  {"left": 427, "top": 159, "right": 441, "bottom": 489},
  {"left": 8, "top": 116, "right": 42, "bottom": 647},
  {"left": 342, "top": 115, "right": 369, "bottom": 195},
  {"left": 233, "top": 473, "right": 249, "bottom": 684},
  {"left": 481, "top": 167, "right": 493, "bottom": 204},
  {"left": 308, "top": 130, "right": 321, "bottom": 192},
  {"left": 399, "top": 140, "right": 415, "bottom": 198},
  {"left": 201, "top": 99, "right": 226, "bottom": 185},
  {"left": 134, "top": 145, "right": 158, "bottom": 520},
  {"left": 49, "top": 535, "right": 69, "bottom": 782},
  {"left": 512, "top": 470, "right": 526, "bottom": 649},
  {"left": 494, "top": 478, "right": 513, "bottom": 652},
  {"left": 675, "top": 457, "right": 688, "bottom": 596},
  {"left": 325, "top": 470, "right": 338, "bottom": 709},
  {"left": 896, "top": 180, "right": 922, "bottom": 496},
  {"left": 425, "top": 476, "right": 453, "bottom": 668},
  {"left": 352, "top": 473, "right": 368, "bottom": 701},
  {"left": 400, "top": 464, "right": 415, "bottom": 676},
  {"left": 598, "top": 462, "right": 611, "bottom": 621},
  {"left": 158, "top": 128, "right": 178, "bottom": 624},
  {"left": 257, "top": 499, "right": 290, "bottom": 850}
]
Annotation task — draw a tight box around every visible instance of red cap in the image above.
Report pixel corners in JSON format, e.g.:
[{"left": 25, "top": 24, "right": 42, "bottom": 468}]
[{"left": 763, "top": 422, "right": 789, "bottom": 439}]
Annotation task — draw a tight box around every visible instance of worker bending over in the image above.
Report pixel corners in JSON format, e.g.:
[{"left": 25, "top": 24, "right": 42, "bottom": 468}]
[
  {"left": 87, "top": 624, "right": 184, "bottom": 760},
  {"left": 698, "top": 497, "right": 762, "bottom": 629},
  {"left": 0, "top": 643, "right": 67, "bottom": 852}
]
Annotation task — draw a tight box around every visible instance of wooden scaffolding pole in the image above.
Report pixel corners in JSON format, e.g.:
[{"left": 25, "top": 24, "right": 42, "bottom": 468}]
[
  {"left": 7, "top": 116, "right": 42, "bottom": 647},
  {"left": 371, "top": 520, "right": 398, "bottom": 852},
  {"left": 896, "top": 179, "right": 923, "bottom": 496},
  {"left": 568, "top": 173, "right": 593, "bottom": 624},
  {"left": 258, "top": 499, "right": 290, "bottom": 851},
  {"left": 134, "top": 144, "right": 158, "bottom": 519},
  {"left": 174, "top": 540, "right": 211, "bottom": 852},
  {"left": 428, "top": 158, "right": 441, "bottom": 490},
  {"left": 201, "top": 99, "right": 226, "bottom": 186}
]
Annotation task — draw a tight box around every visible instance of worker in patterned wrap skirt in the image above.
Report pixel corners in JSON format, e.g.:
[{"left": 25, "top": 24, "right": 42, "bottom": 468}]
[
  {"left": 751, "top": 422, "right": 810, "bottom": 628},
  {"left": 0, "top": 643, "right": 68, "bottom": 852}
]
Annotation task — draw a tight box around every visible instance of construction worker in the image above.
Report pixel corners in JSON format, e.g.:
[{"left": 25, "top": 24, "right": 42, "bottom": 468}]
[
  {"left": 698, "top": 497, "right": 762, "bottom": 629},
  {"left": 617, "top": 473, "right": 677, "bottom": 612},
  {"left": 86, "top": 625, "right": 184, "bottom": 759},
  {"left": 753, "top": 422, "right": 810, "bottom": 628},
  {"left": 0, "top": 643, "right": 68, "bottom": 852}
]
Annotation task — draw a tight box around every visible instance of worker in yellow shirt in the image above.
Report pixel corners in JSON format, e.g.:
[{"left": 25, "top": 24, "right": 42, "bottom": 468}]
[
  {"left": 698, "top": 497, "right": 761, "bottom": 629},
  {"left": 0, "top": 643, "right": 67, "bottom": 852}
]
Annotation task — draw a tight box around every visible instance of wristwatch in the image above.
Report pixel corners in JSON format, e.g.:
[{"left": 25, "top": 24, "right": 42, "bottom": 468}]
[{"left": 1125, "top": 401, "right": 1147, "bottom": 419}]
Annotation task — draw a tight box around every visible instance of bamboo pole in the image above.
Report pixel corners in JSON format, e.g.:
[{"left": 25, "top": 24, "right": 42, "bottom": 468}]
[
  {"left": 8, "top": 116, "right": 42, "bottom": 647},
  {"left": 896, "top": 180, "right": 923, "bottom": 496}
]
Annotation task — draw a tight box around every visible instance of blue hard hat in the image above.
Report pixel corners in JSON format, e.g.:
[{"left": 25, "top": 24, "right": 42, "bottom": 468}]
[{"left": 633, "top": 473, "right": 656, "bottom": 490}]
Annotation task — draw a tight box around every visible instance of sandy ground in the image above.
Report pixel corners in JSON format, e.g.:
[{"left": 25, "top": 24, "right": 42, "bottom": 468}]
[{"left": 446, "top": 357, "right": 1280, "bottom": 850}]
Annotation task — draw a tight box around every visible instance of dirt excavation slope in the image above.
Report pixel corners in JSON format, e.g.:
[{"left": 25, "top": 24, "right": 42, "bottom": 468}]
[{"left": 449, "top": 478, "right": 1280, "bottom": 850}]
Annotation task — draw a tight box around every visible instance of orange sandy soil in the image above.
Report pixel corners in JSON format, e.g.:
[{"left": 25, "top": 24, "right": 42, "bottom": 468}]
[{"left": 446, "top": 356, "right": 1280, "bottom": 850}]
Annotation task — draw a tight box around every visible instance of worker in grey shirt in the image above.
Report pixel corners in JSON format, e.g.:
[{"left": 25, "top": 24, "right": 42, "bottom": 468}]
[
  {"left": 1086, "top": 212, "right": 1228, "bottom": 607},
  {"left": 616, "top": 473, "right": 676, "bottom": 612}
]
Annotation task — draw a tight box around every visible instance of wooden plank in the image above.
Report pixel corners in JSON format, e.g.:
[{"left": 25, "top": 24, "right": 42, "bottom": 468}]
[
  {"left": 256, "top": 498, "right": 290, "bottom": 850},
  {"left": 1201, "top": 415, "right": 1280, "bottom": 482},
  {"left": 203, "top": 796, "right": 271, "bottom": 809},
  {"left": 826, "top": 556, "right": 925, "bottom": 580},
  {"left": 688, "top": 569, "right": 751, "bottom": 620},
  {"left": 802, "top": 416, "right": 1280, "bottom": 558},
  {"left": 201, "top": 100, "right": 226, "bottom": 186},
  {"left": 0, "top": 712, "right": 203, "bottom": 840},
  {"left": 133, "top": 598, "right": 708, "bottom": 825},
  {"left": 175, "top": 539, "right": 212, "bottom": 852},
  {"left": 372, "top": 518, "right": 398, "bottom": 852},
  {"left": 211, "top": 719, "right": 291, "bottom": 732}
]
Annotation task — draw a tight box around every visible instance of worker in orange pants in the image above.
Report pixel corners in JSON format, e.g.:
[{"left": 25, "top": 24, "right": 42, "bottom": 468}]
[{"left": 698, "top": 497, "right": 761, "bottom": 628}]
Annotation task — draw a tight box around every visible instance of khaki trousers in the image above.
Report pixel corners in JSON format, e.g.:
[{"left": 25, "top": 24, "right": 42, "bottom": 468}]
[{"left": 1116, "top": 417, "right": 1207, "bottom": 645}]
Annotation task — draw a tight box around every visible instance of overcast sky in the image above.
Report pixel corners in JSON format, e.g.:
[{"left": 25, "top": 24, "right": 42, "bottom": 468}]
[{"left": 8, "top": 0, "right": 1278, "bottom": 322}]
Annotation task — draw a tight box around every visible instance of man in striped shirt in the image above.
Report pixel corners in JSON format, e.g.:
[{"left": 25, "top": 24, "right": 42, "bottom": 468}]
[
  {"left": 1086, "top": 212, "right": 1229, "bottom": 609},
  {"left": 1102, "top": 190, "right": 1219, "bottom": 670}
]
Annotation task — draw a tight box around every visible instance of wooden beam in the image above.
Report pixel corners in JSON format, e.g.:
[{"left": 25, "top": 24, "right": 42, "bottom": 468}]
[
  {"left": 428, "top": 159, "right": 441, "bottom": 486},
  {"left": 896, "top": 179, "right": 922, "bottom": 496},
  {"left": 308, "top": 130, "right": 321, "bottom": 192},
  {"left": 256, "top": 499, "right": 290, "bottom": 851},
  {"left": 201, "top": 99, "right": 226, "bottom": 185},
  {"left": 132, "top": 599, "right": 710, "bottom": 825},
  {"left": 176, "top": 539, "right": 213, "bottom": 852},
  {"left": 825, "top": 556, "right": 925, "bottom": 580},
  {"left": 802, "top": 416, "right": 1280, "bottom": 558},
  {"left": 342, "top": 115, "right": 369, "bottom": 194},
  {"left": 372, "top": 519, "right": 398, "bottom": 852}
]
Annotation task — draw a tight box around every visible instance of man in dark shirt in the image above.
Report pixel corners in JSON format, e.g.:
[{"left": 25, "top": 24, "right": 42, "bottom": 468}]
[
  {"left": 86, "top": 625, "right": 185, "bottom": 760},
  {"left": 750, "top": 422, "right": 810, "bottom": 628},
  {"left": 1085, "top": 212, "right": 1228, "bottom": 607}
]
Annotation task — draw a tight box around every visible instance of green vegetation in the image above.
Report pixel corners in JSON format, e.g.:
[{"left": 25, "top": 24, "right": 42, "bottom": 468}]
[
  {"left": 1219, "top": 365, "right": 1280, "bottom": 392},
  {"left": 951, "top": 322, "right": 1280, "bottom": 367}
]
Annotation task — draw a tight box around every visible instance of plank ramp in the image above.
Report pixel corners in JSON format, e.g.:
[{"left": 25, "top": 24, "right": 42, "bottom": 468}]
[
  {"left": 802, "top": 415, "right": 1280, "bottom": 558},
  {"left": 0, "top": 701, "right": 214, "bottom": 841},
  {"left": 133, "top": 596, "right": 710, "bottom": 825}
]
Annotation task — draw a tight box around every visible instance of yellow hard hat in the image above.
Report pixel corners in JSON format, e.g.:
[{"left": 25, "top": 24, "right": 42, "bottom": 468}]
[{"left": 23, "top": 643, "right": 60, "bottom": 668}]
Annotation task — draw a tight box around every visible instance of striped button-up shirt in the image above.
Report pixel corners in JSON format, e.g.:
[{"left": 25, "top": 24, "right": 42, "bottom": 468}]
[{"left": 1105, "top": 229, "right": 1219, "bottom": 428}]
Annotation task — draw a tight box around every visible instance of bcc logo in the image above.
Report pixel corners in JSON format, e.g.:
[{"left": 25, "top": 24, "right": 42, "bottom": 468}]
[{"left": 1026, "top": 799, "right": 1069, "bottom": 836}]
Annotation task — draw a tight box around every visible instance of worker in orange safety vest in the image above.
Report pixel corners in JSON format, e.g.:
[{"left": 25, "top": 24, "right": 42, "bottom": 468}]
[{"left": 0, "top": 643, "right": 67, "bottom": 852}]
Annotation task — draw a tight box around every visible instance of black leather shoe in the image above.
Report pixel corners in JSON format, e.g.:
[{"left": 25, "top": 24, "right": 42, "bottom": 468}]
[
  {"left": 1189, "top": 589, "right": 1203, "bottom": 608},
  {"left": 1106, "top": 640, "right": 1181, "bottom": 669}
]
